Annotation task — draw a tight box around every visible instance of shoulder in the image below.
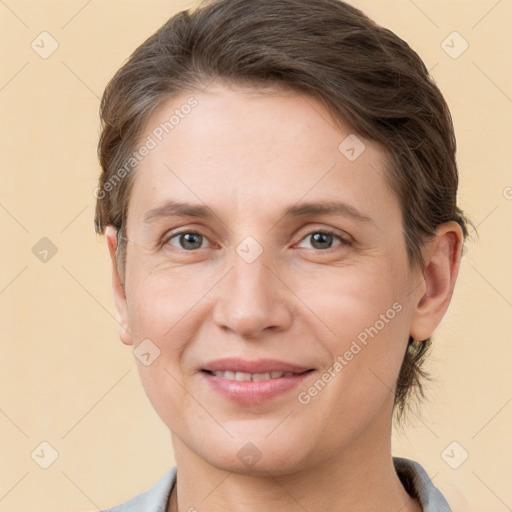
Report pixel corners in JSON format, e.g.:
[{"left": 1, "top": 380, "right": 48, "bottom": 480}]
[
  {"left": 393, "top": 457, "right": 452, "bottom": 512},
  {"left": 103, "top": 466, "right": 177, "bottom": 512}
]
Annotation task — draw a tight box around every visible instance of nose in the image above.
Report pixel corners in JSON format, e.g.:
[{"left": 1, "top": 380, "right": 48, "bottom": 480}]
[{"left": 212, "top": 246, "right": 293, "bottom": 339}]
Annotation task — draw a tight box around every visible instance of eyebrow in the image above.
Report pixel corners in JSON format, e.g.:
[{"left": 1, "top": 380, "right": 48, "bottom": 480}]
[
  {"left": 144, "top": 201, "right": 216, "bottom": 223},
  {"left": 143, "top": 200, "right": 373, "bottom": 224},
  {"left": 282, "top": 201, "right": 373, "bottom": 223}
]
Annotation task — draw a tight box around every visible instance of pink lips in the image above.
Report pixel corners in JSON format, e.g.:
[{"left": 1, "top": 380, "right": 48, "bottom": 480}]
[
  {"left": 201, "top": 357, "right": 314, "bottom": 404},
  {"left": 202, "top": 357, "right": 312, "bottom": 374}
]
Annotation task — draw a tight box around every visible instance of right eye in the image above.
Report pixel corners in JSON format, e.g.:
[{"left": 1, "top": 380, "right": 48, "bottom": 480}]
[{"left": 164, "top": 231, "right": 211, "bottom": 251}]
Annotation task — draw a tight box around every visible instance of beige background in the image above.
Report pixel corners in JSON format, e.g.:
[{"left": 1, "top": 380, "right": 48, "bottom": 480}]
[{"left": 0, "top": 0, "right": 511, "bottom": 510}]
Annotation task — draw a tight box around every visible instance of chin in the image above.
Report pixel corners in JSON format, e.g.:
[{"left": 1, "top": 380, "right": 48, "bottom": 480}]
[{"left": 193, "top": 432, "right": 314, "bottom": 476}]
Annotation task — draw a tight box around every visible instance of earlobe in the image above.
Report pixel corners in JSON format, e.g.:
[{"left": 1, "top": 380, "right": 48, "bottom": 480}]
[
  {"left": 409, "top": 221, "right": 463, "bottom": 342},
  {"left": 105, "top": 226, "right": 133, "bottom": 346}
]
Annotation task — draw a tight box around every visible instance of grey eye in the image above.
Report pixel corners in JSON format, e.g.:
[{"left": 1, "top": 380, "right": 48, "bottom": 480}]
[
  {"left": 298, "top": 231, "right": 345, "bottom": 250},
  {"left": 167, "top": 232, "right": 208, "bottom": 250}
]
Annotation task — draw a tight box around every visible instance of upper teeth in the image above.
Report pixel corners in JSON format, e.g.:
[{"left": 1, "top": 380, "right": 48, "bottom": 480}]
[{"left": 211, "top": 370, "right": 295, "bottom": 380}]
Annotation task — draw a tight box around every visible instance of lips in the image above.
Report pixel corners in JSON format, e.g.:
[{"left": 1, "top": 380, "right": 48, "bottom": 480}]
[
  {"left": 200, "top": 357, "right": 315, "bottom": 404},
  {"left": 206, "top": 370, "right": 298, "bottom": 381},
  {"left": 201, "top": 357, "right": 312, "bottom": 375}
]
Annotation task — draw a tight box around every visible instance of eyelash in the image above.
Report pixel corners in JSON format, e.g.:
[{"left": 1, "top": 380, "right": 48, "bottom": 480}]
[{"left": 161, "top": 228, "right": 352, "bottom": 252}]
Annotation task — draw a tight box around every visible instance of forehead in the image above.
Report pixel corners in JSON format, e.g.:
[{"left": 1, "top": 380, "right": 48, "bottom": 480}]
[{"left": 126, "top": 83, "right": 400, "bottom": 229}]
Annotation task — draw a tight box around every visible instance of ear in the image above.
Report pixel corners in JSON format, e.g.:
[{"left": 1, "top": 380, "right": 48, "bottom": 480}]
[
  {"left": 105, "top": 226, "right": 133, "bottom": 346},
  {"left": 409, "top": 221, "right": 464, "bottom": 342}
]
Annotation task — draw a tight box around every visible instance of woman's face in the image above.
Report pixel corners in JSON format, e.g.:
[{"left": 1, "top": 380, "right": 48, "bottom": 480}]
[{"left": 111, "top": 82, "right": 426, "bottom": 474}]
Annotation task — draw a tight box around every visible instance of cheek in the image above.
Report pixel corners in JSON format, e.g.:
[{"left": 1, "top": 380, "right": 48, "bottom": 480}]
[
  {"left": 123, "top": 263, "right": 216, "bottom": 411},
  {"left": 302, "top": 258, "right": 410, "bottom": 348},
  {"left": 125, "top": 260, "right": 206, "bottom": 342},
  {"left": 294, "top": 260, "right": 412, "bottom": 411},
  {"left": 124, "top": 268, "right": 198, "bottom": 429},
  {"left": 124, "top": 243, "right": 413, "bottom": 445},
  {"left": 293, "top": 294, "right": 409, "bottom": 453}
]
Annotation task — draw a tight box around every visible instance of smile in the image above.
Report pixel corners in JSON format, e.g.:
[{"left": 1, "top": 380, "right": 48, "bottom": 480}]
[
  {"left": 204, "top": 370, "right": 300, "bottom": 380},
  {"left": 200, "top": 359, "right": 315, "bottom": 404}
]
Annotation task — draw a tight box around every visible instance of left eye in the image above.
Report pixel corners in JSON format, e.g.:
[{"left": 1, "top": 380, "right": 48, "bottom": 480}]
[
  {"left": 297, "top": 231, "right": 348, "bottom": 250},
  {"left": 165, "top": 231, "right": 210, "bottom": 250}
]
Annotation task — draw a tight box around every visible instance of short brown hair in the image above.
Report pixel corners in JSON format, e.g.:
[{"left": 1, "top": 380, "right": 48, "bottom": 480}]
[{"left": 95, "top": 0, "right": 471, "bottom": 419}]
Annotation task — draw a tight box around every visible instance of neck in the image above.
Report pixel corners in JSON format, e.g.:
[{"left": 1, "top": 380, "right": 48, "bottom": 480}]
[{"left": 167, "top": 403, "right": 421, "bottom": 512}]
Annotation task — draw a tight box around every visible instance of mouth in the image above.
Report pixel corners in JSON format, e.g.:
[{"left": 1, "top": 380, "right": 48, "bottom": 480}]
[
  {"left": 201, "top": 369, "right": 312, "bottom": 380},
  {"left": 199, "top": 358, "right": 315, "bottom": 404},
  {"left": 201, "top": 357, "right": 313, "bottom": 375}
]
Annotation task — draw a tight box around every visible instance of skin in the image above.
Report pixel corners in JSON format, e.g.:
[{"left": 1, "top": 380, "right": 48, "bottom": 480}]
[{"left": 105, "top": 82, "right": 462, "bottom": 512}]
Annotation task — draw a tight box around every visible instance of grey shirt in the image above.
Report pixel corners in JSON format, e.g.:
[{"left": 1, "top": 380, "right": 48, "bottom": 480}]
[{"left": 104, "top": 457, "right": 451, "bottom": 511}]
